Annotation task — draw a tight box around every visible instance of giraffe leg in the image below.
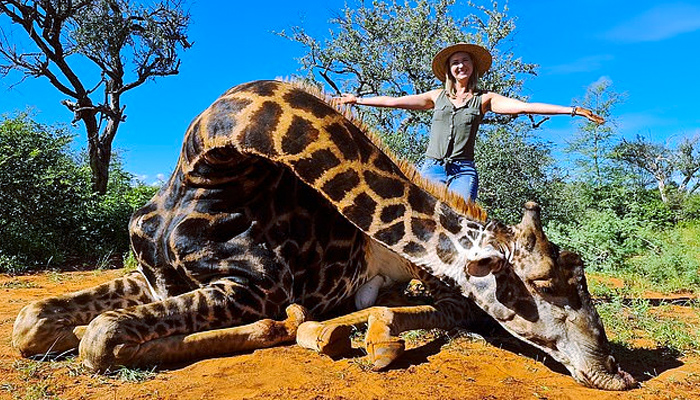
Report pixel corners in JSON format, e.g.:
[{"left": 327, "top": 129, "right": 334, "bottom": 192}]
[
  {"left": 78, "top": 280, "right": 308, "bottom": 372},
  {"left": 297, "top": 303, "right": 465, "bottom": 370},
  {"left": 295, "top": 280, "right": 428, "bottom": 357},
  {"left": 81, "top": 303, "right": 307, "bottom": 372},
  {"left": 12, "top": 272, "right": 155, "bottom": 358},
  {"left": 296, "top": 320, "right": 356, "bottom": 357}
]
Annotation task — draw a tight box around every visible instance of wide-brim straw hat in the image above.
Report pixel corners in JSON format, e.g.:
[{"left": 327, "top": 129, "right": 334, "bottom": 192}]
[{"left": 431, "top": 43, "right": 492, "bottom": 81}]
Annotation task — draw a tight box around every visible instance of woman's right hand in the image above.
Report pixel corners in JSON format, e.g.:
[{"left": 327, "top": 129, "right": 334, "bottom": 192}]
[{"left": 332, "top": 93, "right": 358, "bottom": 106}]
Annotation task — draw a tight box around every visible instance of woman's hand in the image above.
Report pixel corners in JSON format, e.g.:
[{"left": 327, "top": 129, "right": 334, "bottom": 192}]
[
  {"left": 332, "top": 93, "right": 358, "bottom": 106},
  {"left": 574, "top": 107, "right": 605, "bottom": 124}
]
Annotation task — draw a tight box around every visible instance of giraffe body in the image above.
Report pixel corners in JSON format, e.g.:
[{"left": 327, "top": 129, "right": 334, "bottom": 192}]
[{"left": 13, "top": 80, "right": 634, "bottom": 390}]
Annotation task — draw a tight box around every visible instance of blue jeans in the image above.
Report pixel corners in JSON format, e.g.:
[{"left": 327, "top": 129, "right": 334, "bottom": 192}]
[{"left": 419, "top": 158, "right": 479, "bottom": 201}]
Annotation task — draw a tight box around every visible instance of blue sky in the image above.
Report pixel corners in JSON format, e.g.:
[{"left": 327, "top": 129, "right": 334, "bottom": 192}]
[{"left": 1, "top": 0, "right": 699, "bottom": 184}]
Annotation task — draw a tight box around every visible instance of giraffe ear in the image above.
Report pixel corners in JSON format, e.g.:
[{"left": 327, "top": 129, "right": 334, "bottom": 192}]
[{"left": 466, "top": 256, "right": 504, "bottom": 277}]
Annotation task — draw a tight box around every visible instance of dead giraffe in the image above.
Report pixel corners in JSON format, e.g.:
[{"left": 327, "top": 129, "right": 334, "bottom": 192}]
[{"left": 12, "top": 80, "right": 635, "bottom": 390}]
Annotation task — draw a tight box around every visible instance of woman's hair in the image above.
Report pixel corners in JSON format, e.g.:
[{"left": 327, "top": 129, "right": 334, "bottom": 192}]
[{"left": 444, "top": 53, "right": 479, "bottom": 98}]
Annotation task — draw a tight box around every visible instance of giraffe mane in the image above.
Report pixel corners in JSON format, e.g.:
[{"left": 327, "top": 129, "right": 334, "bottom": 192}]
[{"left": 279, "top": 78, "right": 488, "bottom": 223}]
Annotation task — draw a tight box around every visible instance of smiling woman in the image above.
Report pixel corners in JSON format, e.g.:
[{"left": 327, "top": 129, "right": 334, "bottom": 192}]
[{"left": 334, "top": 42, "right": 604, "bottom": 202}]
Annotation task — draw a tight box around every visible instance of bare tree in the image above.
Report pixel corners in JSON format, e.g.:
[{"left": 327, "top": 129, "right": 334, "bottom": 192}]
[
  {"left": 613, "top": 134, "right": 700, "bottom": 203},
  {"left": 0, "top": 0, "right": 191, "bottom": 193}
]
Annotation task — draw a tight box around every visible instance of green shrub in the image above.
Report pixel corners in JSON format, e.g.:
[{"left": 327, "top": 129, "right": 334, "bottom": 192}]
[
  {"left": 0, "top": 114, "right": 88, "bottom": 269},
  {"left": 0, "top": 114, "right": 158, "bottom": 273},
  {"left": 625, "top": 222, "right": 700, "bottom": 291},
  {"left": 680, "top": 193, "right": 700, "bottom": 222},
  {"left": 546, "top": 208, "right": 646, "bottom": 272}
]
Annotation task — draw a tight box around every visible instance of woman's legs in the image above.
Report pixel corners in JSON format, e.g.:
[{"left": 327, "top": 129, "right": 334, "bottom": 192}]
[
  {"left": 419, "top": 158, "right": 478, "bottom": 201},
  {"left": 446, "top": 160, "right": 478, "bottom": 201},
  {"left": 419, "top": 158, "right": 448, "bottom": 185}
]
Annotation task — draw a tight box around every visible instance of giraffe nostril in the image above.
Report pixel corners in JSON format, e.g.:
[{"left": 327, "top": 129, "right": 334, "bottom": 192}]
[{"left": 605, "top": 355, "right": 617, "bottom": 373}]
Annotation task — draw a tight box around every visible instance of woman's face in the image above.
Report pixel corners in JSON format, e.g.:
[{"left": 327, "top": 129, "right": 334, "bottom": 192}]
[{"left": 448, "top": 51, "right": 474, "bottom": 81}]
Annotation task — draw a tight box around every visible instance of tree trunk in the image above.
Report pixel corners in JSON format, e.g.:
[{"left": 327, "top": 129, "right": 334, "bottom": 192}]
[
  {"left": 656, "top": 179, "right": 668, "bottom": 203},
  {"left": 89, "top": 140, "right": 111, "bottom": 195},
  {"left": 82, "top": 109, "right": 110, "bottom": 195}
]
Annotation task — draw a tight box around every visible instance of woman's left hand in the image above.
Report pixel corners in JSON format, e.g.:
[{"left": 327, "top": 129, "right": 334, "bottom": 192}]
[{"left": 574, "top": 107, "right": 605, "bottom": 124}]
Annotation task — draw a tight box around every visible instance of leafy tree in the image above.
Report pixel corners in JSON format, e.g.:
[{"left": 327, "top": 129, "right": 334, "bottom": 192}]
[
  {"left": 673, "top": 135, "right": 700, "bottom": 195},
  {"left": 613, "top": 135, "right": 673, "bottom": 203},
  {"left": 565, "top": 77, "right": 625, "bottom": 188},
  {"left": 474, "top": 122, "right": 559, "bottom": 223},
  {"left": 280, "top": 0, "right": 536, "bottom": 162},
  {"left": 0, "top": 0, "right": 191, "bottom": 194}
]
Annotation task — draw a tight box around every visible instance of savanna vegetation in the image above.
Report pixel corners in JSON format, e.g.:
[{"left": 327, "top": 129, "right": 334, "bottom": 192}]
[
  {"left": 0, "top": 0, "right": 191, "bottom": 194},
  {"left": 0, "top": 113, "right": 158, "bottom": 274}
]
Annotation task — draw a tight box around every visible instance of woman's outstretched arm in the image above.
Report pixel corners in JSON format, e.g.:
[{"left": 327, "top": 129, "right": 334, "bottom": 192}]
[
  {"left": 483, "top": 92, "right": 605, "bottom": 124},
  {"left": 333, "top": 90, "right": 440, "bottom": 111}
]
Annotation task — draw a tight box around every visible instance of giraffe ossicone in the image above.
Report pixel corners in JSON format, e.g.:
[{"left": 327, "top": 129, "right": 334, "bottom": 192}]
[{"left": 12, "top": 80, "right": 635, "bottom": 390}]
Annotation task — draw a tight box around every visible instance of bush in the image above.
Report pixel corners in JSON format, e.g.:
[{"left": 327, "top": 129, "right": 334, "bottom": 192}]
[
  {"left": 475, "top": 124, "right": 560, "bottom": 224},
  {"left": 0, "top": 114, "right": 88, "bottom": 268},
  {"left": 0, "top": 114, "right": 158, "bottom": 273},
  {"left": 546, "top": 208, "right": 646, "bottom": 273},
  {"left": 680, "top": 193, "right": 700, "bottom": 222},
  {"left": 625, "top": 221, "right": 700, "bottom": 291}
]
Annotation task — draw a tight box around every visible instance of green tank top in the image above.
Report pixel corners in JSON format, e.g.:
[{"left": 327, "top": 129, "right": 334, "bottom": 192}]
[{"left": 425, "top": 90, "right": 483, "bottom": 162}]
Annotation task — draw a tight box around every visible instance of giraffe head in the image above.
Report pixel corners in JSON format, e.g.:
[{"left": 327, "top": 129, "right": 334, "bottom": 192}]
[{"left": 461, "top": 202, "right": 636, "bottom": 391}]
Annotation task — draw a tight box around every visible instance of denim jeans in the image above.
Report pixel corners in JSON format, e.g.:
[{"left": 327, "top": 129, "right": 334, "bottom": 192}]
[{"left": 419, "top": 158, "right": 479, "bottom": 201}]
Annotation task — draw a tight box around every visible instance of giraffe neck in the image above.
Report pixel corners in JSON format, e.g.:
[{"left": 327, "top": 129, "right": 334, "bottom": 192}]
[{"left": 183, "top": 80, "right": 496, "bottom": 287}]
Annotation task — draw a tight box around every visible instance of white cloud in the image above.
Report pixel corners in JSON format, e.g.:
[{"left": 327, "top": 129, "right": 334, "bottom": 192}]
[
  {"left": 589, "top": 75, "right": 613, "bottom": 88},
  {"left": 545, "top": 55, "right": 614, "bottom": 74},
  {"left": 615, "top": 111, "right": 679, "bottom": 138},
  {"left": 605, "top": 3, "right": 700, "bottom": 42}
]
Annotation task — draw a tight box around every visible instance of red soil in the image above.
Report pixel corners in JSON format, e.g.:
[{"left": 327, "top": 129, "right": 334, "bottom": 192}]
[{"left": 1, "top": 270, "right": 699, "bottom": 400}]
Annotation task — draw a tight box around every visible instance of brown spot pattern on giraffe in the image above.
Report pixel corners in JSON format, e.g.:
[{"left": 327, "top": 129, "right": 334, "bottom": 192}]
[
  {"left": 284, "top": 89, "right": 337, "bottom": 119},
  {"left": 322, "top": 170, "right": 361, "bottom": 202},
  {"left": 241, "top": 101, "right": 283, "bottom": 157},
  {"left": 342, "top": 193, "right": 377, "bottom": 231},
  {"left": 206, "top": 98, "right": 252, "bottom": 139},
  {"left": 282, "top": 116, "right": 320, "bottom": 155}
]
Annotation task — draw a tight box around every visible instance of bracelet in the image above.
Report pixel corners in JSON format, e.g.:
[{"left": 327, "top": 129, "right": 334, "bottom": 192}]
[{"left": 571, "top": 106, "right": 578, "bottom": 117}]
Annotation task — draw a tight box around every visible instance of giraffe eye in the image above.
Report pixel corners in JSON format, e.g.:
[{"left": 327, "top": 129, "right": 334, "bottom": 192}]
[{"left": 530, "top": 279, "right": 555, "bottom": 295}]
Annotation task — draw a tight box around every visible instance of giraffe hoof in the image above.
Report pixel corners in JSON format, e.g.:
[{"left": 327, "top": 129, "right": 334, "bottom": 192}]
[
  {"left": 296, "top": 322, "right": 353, "bottom": 358},
  {"left": 367, "top": 338, "right": 405, "bottom": 371},
  {"left": 284, "top": 304, "right": 309, "bottom": 333}
]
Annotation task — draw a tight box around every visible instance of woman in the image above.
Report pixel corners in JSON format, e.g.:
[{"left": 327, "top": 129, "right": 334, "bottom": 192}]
[{"left": 335, "top": 43, "right": 604, "bottom": 201}]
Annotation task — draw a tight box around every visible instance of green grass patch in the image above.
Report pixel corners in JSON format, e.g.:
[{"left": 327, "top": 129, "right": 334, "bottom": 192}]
[
  {"left": 0, "top": 280, "right": 39, "bottom": 289},
  {"left": 596, "top": 296, "right": 700, "bottom": 354},
  {"left": 11, "top": 359, "right": 60, "bottom": 400},
  {"left": 109, "top": 366, "right": 157, "bottom": 382},
  {"left": 399, "top": 329, "right": 444, "bottom": 347},
  {"left": 122, "top": 250, "right": 139, "bottom": 272},
  {"left": 623, "top": 223, "right": 700, "bottom": 293}
]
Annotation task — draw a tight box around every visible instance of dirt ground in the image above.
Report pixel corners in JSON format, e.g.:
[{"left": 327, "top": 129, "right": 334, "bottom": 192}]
[{"left": 1, "top": 269, "right": 699, "bottom": 400}]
